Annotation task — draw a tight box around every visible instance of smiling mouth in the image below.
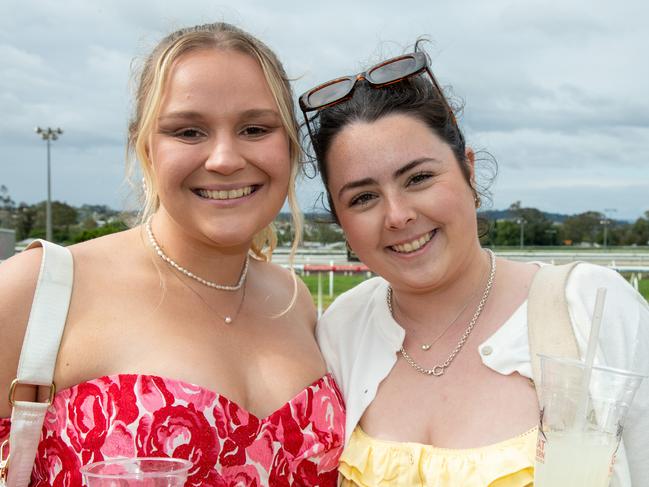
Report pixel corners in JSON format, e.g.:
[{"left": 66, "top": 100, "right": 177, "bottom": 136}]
[
  {"left": 389, "top": 230, "right": 436, "bottom": 254},
  {"left": 194, "top": 185, "right": 259, "bottom": 200}
]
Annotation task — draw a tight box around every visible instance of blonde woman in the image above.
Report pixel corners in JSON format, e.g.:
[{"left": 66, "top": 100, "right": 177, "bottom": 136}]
[{"left": 0, "top": 23, "right": 344, "bottom": 485}]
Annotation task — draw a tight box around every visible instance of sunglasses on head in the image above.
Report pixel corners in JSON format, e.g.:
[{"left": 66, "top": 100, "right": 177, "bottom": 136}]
[{"left": 299, "top": 51, "right": 456, "bottom": 141}]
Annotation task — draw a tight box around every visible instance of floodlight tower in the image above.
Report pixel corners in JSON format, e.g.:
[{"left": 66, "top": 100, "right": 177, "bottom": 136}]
[
  {"left": 601, "top": 208, "right": 617, "bottom": 249},
  {"left": 35, "top": 127, "right": 63, "bottom": 241},
  {"left": 516, "top": 217, "right": 527, "bottom": 249}
]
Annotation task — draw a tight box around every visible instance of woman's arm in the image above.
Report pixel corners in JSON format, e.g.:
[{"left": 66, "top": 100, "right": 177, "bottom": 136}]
[
  {"left": 620, "top": 293, "right": 649, "bottom": 485},
  {"left": 566, "top": 263, "right": 649, "bottom": 484},
  {"left": 0, "top": 248, "right": 44, "bottom": 419}
]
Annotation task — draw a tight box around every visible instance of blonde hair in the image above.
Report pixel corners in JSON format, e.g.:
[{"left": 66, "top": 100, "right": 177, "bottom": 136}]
[{"left": 126, "top": 22, "right": 303, "bottom": 262}]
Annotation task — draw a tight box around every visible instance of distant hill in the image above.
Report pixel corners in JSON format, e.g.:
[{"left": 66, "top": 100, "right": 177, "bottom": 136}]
[
  {"left": 478, "top": 209, "right": 571, "bottom": 223},
  {"left": 278, "top": 210, "right": 630, "bottom": 224}
]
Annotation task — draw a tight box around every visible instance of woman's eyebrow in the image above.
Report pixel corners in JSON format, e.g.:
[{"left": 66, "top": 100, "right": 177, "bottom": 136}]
[
  {"left": 240, "top": 108, "right": 281, "bottom": 119},
  {"left": 338, "top": 177, "right": 377, "bottom": 200},
  {"left": 157, "top": 110, "right": 203, "bottom": 122},
  {"left": 157, "top": 108, "right": 280, "bottom": 122},
  {"left": 393, "top": 157, "right": 441, "bottom": 179}
]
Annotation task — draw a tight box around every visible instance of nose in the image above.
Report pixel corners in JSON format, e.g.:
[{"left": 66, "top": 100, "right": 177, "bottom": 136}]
[
  {"left": 204, "top": 135, "right": 246, "bottom": 175},
  {"left": 384, "top": 194, "right": 416, "bottom": 230}
]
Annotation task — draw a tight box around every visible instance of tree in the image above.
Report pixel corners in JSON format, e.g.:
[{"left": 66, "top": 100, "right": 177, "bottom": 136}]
[
  {"left": 627, "top": 213, "right": 649, "bottom": 246},
  {"left": 72, "top": 221, "right": 128, "bottom": 243},
  {"left": 0, "top": 185, "right": 16, "bottom": 228},
  {"left": 304, "top": 221, "right": 343, "bottom": 244},
  {"left": 562, "top": 211, "right": 604, "bottom": 244},
  {"left": 29, "top": 201, "right": 78, "bottom": 241},
  {"left": 14, "top": 203, "right": 37, "bottom": 240},
  {"left": 489, "top": 220, "right": 520, "bottom": 246},
  {"left": 505, "top": 202, "right": 557, "bottom": 246}
]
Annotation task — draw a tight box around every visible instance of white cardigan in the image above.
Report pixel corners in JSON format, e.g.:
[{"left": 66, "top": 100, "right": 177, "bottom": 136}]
[{"left": 316, "top": 263, "right": 649, "bottom": 487}]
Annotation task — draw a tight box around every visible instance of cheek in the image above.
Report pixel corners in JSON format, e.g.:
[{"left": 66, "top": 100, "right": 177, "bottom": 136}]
[
  {"left": 150, "top": 139, "right": 191, "bottom": 181},
  {"left": 259, "top": 137, "right": 291, "bottom": 183},
  {"left": 337, "top": 210, "right": 376, "bottom": 249},
  {"left": 152, "top": 158, "right": 189, "bottom": 193}
]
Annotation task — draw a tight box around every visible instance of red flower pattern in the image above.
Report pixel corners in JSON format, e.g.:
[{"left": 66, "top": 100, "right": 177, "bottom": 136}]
[
  {"left": 1, "top": 373, "right": 344, "bottom": 486},
  {"left": 0, "top": 418, "right": 10, "bottom": 444}
]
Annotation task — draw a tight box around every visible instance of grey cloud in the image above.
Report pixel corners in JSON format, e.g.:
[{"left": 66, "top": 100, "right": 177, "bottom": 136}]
[{"left": 1, "top": 0, "right": 648, "bottom": 218}]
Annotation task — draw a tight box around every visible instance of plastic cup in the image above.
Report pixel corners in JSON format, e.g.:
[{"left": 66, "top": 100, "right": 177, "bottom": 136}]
[
  {"left": 80, "top": 458, "right": 192, "bottom": 487},
  {"left": 534, "top": 354, "right": 645, "bottom": 487}
]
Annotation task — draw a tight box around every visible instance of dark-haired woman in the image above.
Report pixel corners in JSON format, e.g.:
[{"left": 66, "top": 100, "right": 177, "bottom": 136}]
[{"left": 301, "top": 50, "right": 649, "bottom": 486}]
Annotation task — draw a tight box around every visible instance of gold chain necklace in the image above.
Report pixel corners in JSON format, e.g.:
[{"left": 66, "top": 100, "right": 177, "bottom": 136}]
[
  {"left": 172, "top": 270, "right": 247, "bottom": 325},
  {"left": 387, "top": 249, "right": 496, "bottom": 377},
  {"left": 416, "top": 276, "right": 484, "bottom": 351}
]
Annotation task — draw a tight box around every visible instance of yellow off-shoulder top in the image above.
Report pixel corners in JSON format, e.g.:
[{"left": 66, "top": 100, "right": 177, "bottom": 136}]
[{"left": 339, "top": 425, "right": 538, "bottom": 487}]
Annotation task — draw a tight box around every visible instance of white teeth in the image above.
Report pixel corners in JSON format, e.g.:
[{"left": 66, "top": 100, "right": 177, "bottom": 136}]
[
  {"left": 391, "top": 231, "right": 435, "bottom": 254},
  {"left": 197, "top": 186, "right": 254, "bottom": 200}
]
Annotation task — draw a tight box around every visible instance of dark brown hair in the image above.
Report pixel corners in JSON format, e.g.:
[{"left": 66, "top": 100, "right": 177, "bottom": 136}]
[{"left": 307, "top": 67, "right": 494, "bottom": 224}]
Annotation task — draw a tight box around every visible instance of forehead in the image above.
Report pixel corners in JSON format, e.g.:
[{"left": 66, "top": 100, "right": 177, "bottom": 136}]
[
  {"left": 326, "top": 113, "right": 453, "bottom": 181},
  {"left": 160, "top": 48, "right": 278, "bottom": 112}
]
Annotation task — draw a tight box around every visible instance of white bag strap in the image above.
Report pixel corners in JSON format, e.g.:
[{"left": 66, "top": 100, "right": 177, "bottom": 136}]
[
  {"left": 527, "top": 262, "right": 581, "bottom": 404},
  {"left": 4, "top": 240, "right": 73, "bottom": 487}
]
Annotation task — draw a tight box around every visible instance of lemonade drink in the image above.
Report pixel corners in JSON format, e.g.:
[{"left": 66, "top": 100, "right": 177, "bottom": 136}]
[
  {"left": 535, "top": 430, "right": 617, "bottom": 487},
  {"left": 533, "top": 355, "right": 644, "bottom": 487}
]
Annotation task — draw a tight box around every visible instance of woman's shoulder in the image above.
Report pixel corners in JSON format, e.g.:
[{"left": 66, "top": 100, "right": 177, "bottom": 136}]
[
  {"left": 67, "top": 226, "right": 139, "bottom": 260},
  {"left": 567, "top": 262, "right": 646, "bottom": 308},
  {"left": 0, "top": 246, "right": 46, "bottom": 416},
  {"left": 0, "top": 244, "right": 44, "bottom": 310},
  {"left": 565, "top": 262, "right": 648, "bottom": 360},
  {"left": 255, "top": 260, "right": 317, "bottom": 330}
]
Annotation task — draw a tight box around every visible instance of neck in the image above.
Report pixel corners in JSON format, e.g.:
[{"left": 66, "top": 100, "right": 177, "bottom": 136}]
[
  {"left": 145, "top": 210, "right": 252, "bottom": 287},
  {"left": 390, "top": 244, "right": 492, "bottom": 332}
]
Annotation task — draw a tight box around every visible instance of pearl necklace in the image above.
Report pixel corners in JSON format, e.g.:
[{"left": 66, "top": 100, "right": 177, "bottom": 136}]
[
  {"left": 145, "top": 218, "right": 249, "bottom": 293},
  {"left": 388, "top": 249, "right": 496, "bottom": 377}
]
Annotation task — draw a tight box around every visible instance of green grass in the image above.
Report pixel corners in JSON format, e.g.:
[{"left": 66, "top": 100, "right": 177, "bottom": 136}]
[
  {"left": 298, "top": 273, "right": 371, "bottom": 308},
  {"left": 640, "top": 279, "right": 649, "bottom": 301},
  {"left": 299, "top": 274, "right": 649, "bottom": 308}
]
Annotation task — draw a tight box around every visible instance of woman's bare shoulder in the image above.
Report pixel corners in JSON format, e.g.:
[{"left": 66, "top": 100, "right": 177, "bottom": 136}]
[
  {"left": 67, "top": 226, "right": 142, "bottom": 262},
  {"left": 255, "top": 260, "right": 316, "bottom": 331},
  {"left": 0, "top": 246, "right": 46, "bottom": 416}
]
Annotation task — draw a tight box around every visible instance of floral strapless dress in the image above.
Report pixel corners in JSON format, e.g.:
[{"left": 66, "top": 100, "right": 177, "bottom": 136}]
[{"left": 0, "top": 373, "right": 345, "bottom": 486}]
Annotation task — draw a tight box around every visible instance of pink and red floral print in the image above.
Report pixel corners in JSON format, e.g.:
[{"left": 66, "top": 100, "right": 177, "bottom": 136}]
[{"left": 0, "top": 373, "right": 345, "bottom": 486}]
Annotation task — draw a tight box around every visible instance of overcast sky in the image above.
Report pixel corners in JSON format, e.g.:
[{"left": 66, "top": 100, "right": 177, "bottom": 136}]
[{"left": 1, "top": 0, "right": 647, "bottom": 220}]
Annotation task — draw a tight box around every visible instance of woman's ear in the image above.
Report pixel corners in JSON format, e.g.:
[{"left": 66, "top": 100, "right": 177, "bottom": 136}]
[{"left": 465, "top": 147, "right": 476, "bottom": 181}]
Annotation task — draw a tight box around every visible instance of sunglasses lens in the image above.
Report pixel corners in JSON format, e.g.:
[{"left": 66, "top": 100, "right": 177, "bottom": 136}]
[
  {"left": 369, "top": 56, "right": 417, "bottom": 84},
  {"left": 307, "top": 78, "right": 354, "bottom": 109}
]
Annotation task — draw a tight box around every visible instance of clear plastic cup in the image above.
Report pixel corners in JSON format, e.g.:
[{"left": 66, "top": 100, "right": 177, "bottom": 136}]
[
  {"left": 80, "top": 458, "right": 192, "bottom": 487},
  {"left": 534, "top": 354, "right": 645, "bottom": 487}
]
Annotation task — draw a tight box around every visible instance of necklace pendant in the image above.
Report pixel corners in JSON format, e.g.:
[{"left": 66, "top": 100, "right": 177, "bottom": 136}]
[
  {"left": 224, "top": 316, "right": 233, "bottom": 324},
  {"left": 421, "top": 344, "right": 432, "bottom": 351}
]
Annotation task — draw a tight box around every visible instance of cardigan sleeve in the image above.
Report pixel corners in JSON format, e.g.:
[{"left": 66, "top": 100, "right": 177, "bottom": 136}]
[{"left": 565, "top": 263, "right": 649, "bottom": 486}]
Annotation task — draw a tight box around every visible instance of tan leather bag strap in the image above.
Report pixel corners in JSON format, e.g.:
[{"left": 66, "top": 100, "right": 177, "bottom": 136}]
[{"left": 527, "top": 262, "right": 582, "bottom": 403}]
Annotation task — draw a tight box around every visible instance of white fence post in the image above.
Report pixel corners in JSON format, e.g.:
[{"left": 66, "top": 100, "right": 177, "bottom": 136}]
[{"left": 317, "top": 271, "right": 323, "bottom": 318}]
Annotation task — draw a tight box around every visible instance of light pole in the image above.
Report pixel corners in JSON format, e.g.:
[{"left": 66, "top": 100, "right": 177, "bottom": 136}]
[
  {"left": 600, "top": 218, "right": 610, "bottom": 248},
  {"left": 601, "top": 208, "right": 617, "bottom": 249},
  {"left": 516, "top": 217, "right": 526, "bottom": 249},
  {"left": 35, "top": 127, "right": 63, "bottom": 241}
]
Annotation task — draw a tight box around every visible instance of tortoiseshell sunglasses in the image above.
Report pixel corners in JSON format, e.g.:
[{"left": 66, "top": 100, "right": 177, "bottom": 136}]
[{"left": 299, "top": 51, "right": 455, "bottom": 140}]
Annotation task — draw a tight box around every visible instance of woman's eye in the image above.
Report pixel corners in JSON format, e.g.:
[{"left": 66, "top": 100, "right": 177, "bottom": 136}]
[
  {"left": 241, "top": 126, "right": 269, "bottom": 137},
  {"left": 407, "top": 172, "right": 433, "bottom": 186},
  {"left": 173, "top": 128, "right": 204, "bottom": 139},
  {"left": 349, "top": 193, "right": 376, "bottom": 207}
]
